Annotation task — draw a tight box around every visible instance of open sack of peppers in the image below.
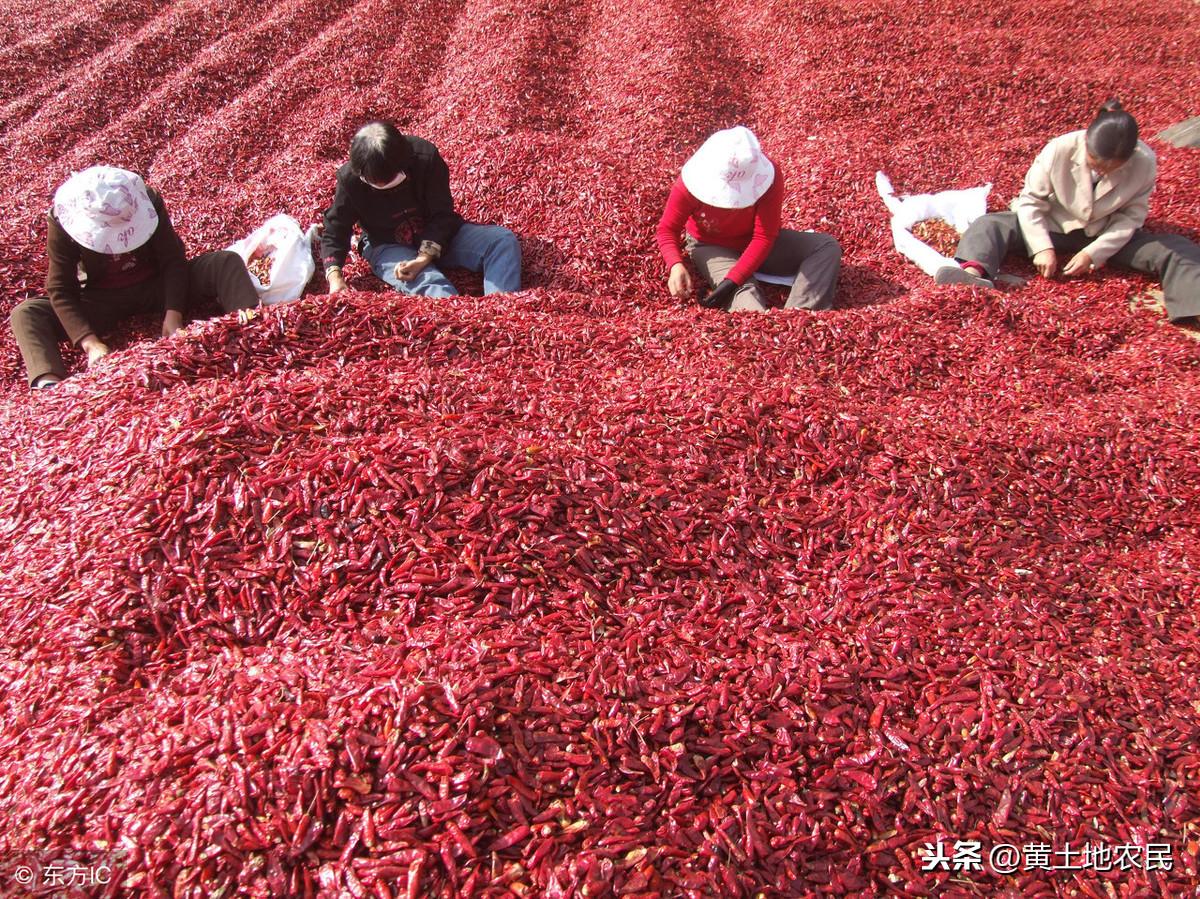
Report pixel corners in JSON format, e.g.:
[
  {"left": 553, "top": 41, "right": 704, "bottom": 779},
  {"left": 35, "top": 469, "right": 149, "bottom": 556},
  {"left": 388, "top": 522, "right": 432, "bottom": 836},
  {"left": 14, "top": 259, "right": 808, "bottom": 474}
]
[
  {"left": 227, "top": 214, "right": 319, "bottom": 305},
  {"left": 876, "top": 171, "right": 991, "bottom": 278}
]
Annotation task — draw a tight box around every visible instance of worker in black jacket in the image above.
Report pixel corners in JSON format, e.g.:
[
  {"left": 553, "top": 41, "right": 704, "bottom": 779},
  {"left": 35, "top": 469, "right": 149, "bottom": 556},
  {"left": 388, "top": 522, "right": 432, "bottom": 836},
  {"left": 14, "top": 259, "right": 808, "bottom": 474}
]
[{"left": 321, "top": 121, "right": 521, "bottom": 297}]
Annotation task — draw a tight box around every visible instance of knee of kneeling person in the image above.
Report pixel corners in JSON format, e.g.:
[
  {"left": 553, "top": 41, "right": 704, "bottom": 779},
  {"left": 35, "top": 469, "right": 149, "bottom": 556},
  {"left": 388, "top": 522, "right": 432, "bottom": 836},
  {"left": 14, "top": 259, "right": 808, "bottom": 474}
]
[
  {"left": 493, "top": 227, "right": 520, "bottom": 253},
  {"left": 10, "top": 298, "right": 40, "bottom": 329},
  {"left": 215, "top": 250, "right": 247, "bottom": 272},
  {"left": 1131, "top": 235, "right": 1189, "bottom": 271},
  {"left": 1158, "top": 233, "right": 1198, "bottom": 257}
]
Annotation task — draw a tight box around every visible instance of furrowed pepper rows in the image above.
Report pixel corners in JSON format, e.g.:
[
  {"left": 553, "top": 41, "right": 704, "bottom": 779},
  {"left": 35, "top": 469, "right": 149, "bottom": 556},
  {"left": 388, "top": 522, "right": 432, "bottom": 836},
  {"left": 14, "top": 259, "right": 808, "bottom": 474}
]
[{"left": 1, "top": 0, "right": 1199, "bottom": 895}]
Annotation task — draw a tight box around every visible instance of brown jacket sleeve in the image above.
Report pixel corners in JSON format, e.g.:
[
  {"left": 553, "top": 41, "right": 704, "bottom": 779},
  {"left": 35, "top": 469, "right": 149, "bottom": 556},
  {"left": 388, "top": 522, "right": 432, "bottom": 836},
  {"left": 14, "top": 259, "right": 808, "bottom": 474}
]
[
  {"left": 146, "top": 190, "right": 189, "bottom": 315},
  {"left": 45, "top": 214, "right": 92, "bottom": 346}
]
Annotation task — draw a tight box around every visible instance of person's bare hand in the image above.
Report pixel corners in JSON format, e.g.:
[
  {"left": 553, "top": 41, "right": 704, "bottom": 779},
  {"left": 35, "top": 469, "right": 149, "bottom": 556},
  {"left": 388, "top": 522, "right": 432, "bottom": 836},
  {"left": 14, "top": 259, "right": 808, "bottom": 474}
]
[
  {"left": 1033, "top": 249, "right": 1058, "bottom": 279},
  {"left": 1062, "top": 251, "right": 1095, "bottom": 277},
  {"left": 80, "top": 335, "right": 110, "bottom": 366},
  {"left": 326, "top": 266, "right": 347, "bottom": 294},
  {"left": 667, "top": 263, "right": 693, "bottom": 299},
  {"left": 394, "top": 256, "right": 432, "bottom": 283},
  {"left": 162, "top": 310, "right": 185, "bottom": 338}
]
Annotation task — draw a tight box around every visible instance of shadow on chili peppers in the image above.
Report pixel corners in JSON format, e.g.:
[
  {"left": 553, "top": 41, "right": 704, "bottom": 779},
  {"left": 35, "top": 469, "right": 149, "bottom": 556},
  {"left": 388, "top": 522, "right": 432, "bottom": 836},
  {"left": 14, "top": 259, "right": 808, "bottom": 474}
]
[{"left": 826, "top": 264, "right": 907, "bottom": 310}]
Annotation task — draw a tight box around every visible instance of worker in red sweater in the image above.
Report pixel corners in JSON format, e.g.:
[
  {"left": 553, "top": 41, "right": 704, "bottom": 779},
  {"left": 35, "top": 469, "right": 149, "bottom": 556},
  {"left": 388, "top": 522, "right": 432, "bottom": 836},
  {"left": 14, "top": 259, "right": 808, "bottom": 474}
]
[{"left": 656, "top": 126, "right": 841, "bottom": 312}]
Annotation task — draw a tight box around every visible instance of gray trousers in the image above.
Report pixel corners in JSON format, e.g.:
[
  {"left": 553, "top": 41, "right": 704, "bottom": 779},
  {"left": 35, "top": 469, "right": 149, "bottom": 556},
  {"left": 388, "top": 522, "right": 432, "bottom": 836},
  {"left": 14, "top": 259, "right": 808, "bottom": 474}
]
[
  {"left": 687, "top": 229, "right": 842, "bottom": 311},
  {"left": 956, "top": 212, "right": 1200, "bottom": 321},
  {"left": 11, "top": 250, "right": 258, "bottom": 385}
]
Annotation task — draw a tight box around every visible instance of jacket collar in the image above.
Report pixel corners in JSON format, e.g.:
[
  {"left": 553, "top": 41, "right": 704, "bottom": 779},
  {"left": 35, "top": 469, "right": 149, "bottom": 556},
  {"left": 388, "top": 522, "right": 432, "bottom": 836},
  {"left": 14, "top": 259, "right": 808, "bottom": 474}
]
[
  {"left": 1071, "top": 131, "right": 1089, "bottom": 174},
  {"left": 1074, "top": 131, "right": 1120, "bottom": 202}
]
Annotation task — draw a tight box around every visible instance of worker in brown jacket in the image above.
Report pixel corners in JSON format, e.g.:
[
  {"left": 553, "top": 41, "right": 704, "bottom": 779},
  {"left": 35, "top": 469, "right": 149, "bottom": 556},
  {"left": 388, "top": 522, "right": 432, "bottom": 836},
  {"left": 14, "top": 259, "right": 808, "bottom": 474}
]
[
  {"left": 939, "top": 100, "right": 1200, "bottom": 322},
  {"left": 10, "top": 166, "right": 259, "bottom": 388}
]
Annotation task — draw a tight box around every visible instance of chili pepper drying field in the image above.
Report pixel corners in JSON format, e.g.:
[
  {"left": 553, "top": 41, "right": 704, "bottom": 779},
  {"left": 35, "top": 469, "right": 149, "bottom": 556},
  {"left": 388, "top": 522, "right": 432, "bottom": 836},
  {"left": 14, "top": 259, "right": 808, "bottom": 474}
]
[{"left": 3, "top": 0, "right": 1200, "bottom": 895}]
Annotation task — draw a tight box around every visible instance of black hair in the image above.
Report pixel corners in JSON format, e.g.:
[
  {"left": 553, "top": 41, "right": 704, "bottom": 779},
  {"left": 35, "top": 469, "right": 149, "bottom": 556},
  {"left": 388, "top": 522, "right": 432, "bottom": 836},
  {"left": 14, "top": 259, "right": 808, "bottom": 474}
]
[
  {"left": 349, "top": 121, "right": 413, "bottom": 185},
  {"left": 1085, "top": 98, "right": 1139, "bottom": 162}
]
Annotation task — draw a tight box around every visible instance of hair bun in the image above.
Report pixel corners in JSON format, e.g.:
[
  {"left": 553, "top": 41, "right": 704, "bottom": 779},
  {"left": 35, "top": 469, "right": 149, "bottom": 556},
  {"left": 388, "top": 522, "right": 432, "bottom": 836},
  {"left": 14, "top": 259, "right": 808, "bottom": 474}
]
[{"left": 1086, "top": 98, "right": 1138, "bottom": 161}]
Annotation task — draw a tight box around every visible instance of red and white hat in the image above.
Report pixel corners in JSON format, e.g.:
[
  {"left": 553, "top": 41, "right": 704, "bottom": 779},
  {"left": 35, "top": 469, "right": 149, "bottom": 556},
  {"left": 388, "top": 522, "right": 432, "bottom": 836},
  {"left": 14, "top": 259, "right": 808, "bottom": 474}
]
[
  {"left": 52, "top": 166, "right": 159, "bottom": 254},
  {"left": 680, "top": 126, "right": 776, "bottom": 209}
]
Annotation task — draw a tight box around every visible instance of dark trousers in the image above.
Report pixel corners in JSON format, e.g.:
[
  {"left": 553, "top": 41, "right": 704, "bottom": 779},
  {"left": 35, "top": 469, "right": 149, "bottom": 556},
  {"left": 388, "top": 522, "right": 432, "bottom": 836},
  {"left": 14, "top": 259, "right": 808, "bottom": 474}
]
[
  {"left": 956, "top": 212, "right": 1200, "bottom": 321},
  {"left": 11, "top": 250, "right": 258, "bottom": 385},
  {"left": 687, "top": 229, "right": 842, "bottom": 311}
]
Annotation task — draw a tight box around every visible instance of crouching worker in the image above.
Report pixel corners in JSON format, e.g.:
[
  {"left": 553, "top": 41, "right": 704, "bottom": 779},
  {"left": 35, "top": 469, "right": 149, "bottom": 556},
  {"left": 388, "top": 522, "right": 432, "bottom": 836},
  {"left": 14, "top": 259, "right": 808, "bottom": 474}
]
[
  {"left": 938, "top": 100, "right": 1200, "bottom": 323},
  {"left": 11, "top": 166, "right": 259, "bottom": 389},
  {"left": 656, "top": 126, "right": 841, "bottom": 312},
  {"left": 321, "top": 121, "right": 521, "bottom": 297}
]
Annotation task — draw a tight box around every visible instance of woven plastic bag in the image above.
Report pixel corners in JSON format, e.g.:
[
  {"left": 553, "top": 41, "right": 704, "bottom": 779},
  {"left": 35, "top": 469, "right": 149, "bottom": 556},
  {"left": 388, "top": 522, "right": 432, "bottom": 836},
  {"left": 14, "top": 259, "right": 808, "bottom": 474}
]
[
  {"left": 227, "top": 214, "right": 318, "bottom": 305},
  {"left": 876, "top": 171, "right": 991, "bottom": 277}
]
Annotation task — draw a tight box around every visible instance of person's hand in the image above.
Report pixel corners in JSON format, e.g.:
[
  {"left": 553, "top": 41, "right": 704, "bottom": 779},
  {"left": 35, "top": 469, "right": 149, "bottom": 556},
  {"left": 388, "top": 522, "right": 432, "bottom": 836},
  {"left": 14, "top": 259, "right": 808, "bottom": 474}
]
[
  {"left": 698, "top": 278, "right": 737, "bottom": 309},
  {"left": 667, "top": 263, "right": 693, "bottom": 299},
  {"left": 394, "top": 255, "right": 432, "bottom": 283},
  {"left": 326, "top": 266, "right": 347, "bottom": 294},
  {"left": 162, "top": 310, "right": 185, "bottom": 338},
  {"left": 1062, "top": 251, "right": 1095, "bottom": 277},
  {"left": 80, "top": 335, "right": 110, "bottom": 366},
  {"left": 1033, "top": 249, "right": 1058, "bottom": 279}
]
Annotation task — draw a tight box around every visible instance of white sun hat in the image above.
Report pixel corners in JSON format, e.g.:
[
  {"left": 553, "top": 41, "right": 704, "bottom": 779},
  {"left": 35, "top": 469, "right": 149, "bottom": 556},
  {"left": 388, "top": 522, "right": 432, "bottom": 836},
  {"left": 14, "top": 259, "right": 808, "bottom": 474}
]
[
  {"left": 52, "top": 166, "right": 159, "bottom": 254},
  {"left": 680, "top": 126, "right": 776, "bottom": 209}
]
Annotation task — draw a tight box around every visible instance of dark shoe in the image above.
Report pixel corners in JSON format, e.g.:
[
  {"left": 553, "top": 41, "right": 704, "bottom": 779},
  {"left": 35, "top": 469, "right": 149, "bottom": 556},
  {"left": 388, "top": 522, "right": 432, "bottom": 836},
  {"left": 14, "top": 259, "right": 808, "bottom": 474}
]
[
  {"left": 935, "top": 265, "right": 996, "bottom": 290},
  {"left": 31, "top": 375, "right": 62, "bottom": 390}
]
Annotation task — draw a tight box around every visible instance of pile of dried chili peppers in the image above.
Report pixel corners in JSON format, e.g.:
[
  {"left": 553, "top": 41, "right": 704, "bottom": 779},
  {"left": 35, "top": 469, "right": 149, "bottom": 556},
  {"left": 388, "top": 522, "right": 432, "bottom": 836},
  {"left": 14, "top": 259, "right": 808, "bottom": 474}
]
[{"left": 0, "top": 0, "right": 1198, "bottom": 894}]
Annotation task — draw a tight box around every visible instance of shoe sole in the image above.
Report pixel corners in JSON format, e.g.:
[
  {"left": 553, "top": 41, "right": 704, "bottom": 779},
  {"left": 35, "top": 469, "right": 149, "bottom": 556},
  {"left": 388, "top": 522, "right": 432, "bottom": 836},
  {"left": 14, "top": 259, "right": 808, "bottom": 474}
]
[{"left": 935, "top": 266, "right": 996, "bottom": 290}]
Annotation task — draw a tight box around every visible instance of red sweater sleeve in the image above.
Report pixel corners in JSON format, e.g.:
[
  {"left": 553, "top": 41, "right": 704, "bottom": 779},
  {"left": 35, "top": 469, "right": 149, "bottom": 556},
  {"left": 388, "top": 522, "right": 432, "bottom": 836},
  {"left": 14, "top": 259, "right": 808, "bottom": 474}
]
[
  {"left": 656, "top": 176, "right": 696, "bottom": 271},
  {"left": 726, "top": 172, "right": 783, "bottom": 285}
]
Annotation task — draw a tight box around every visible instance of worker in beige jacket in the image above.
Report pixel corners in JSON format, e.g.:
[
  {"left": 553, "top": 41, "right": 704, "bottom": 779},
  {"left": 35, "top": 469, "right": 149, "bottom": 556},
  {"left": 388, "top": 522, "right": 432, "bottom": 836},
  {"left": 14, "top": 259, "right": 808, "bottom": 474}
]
[{"left": 938, "top": 100, "right": 1200, "bottom": 322}]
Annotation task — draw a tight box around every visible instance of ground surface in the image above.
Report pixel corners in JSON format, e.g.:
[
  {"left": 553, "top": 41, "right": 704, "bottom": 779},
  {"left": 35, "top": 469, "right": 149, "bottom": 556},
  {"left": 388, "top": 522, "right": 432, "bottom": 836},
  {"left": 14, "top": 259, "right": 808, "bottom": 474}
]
[
  {"left": 1, "top": 0, "right": 1199, "bottom": 896},
  {"left": 1157, "top": 116, "right": 1200, "bottom": 148}
]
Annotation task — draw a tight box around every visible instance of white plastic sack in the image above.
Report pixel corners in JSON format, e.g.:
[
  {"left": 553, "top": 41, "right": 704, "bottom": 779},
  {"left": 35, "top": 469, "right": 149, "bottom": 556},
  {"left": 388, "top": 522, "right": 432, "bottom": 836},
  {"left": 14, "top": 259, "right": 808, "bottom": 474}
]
[
  {"left": 227, "top": 214, "right": 318, "bottom": 305},
  {"left": 876, "top": 171, "right": 991, "bottom": 277}
]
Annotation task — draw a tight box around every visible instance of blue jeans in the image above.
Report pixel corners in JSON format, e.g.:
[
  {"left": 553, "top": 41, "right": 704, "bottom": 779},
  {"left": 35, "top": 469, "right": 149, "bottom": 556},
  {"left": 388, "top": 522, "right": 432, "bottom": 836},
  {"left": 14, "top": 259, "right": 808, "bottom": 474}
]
[{"left": 362, "top": 223, "right": 521, "bottom": 296}]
